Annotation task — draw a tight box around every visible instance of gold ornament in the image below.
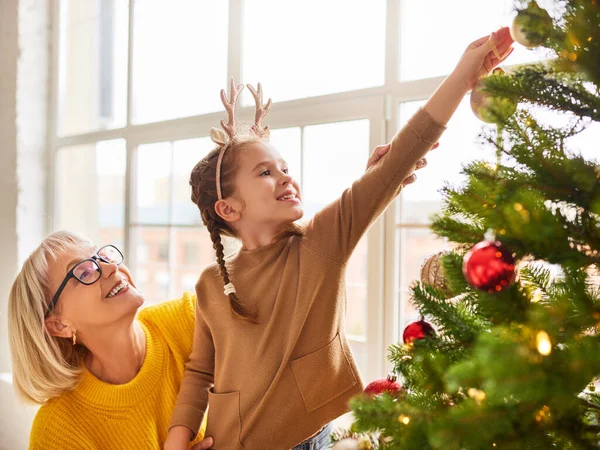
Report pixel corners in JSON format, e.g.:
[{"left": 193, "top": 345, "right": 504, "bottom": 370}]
[
  {"left": 510, "top": 3, "right": 553, "bottom": 49},
  {"left": 420, "top": 251, "right": 450, "bottom": 294},
  {"left": 470, "top": 68, "right": 518, "bottom": 124}
]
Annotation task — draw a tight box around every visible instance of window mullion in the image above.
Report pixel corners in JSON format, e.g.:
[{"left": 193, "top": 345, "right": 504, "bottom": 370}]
[
  {"left": 126, "top": 0, "right": 135, "bottom": 128},
  {"left": 227, "top": 0, "right": 243, "bottom": 83},
  {"left": 47, "top": 0, "right": 62, "bottom": 234}
]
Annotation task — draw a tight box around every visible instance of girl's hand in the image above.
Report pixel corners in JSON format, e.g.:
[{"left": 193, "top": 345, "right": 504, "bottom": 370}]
[{"left": 451, "top": 27, "right": 514, "bottom": 91}]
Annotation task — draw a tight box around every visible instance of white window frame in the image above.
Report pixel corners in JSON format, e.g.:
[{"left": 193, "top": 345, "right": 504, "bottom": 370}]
[{"left": 47, "top": 0, "right": 450, "bottom": 381}]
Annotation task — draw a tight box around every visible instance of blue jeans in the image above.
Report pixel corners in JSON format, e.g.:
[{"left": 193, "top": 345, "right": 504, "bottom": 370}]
[{"left": 292, "top": 422, "right": 333, "bottom": 450}]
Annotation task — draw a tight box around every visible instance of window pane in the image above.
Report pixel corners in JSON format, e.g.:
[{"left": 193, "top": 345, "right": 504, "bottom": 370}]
[
  {"left": 57, "top": 0, "right": 128, "bottom": 135},
  {"left": 55, "top": 139, "right": 126, "bottom": 247},
  {"left": 171, "top": 227, "right": 225, "bottom": 295},
  {"left": 399, "top": 0, "right": 550, "bottom": 81},
  {"left": 303, "top": 120, "right": 370, "bottom": 218},
  {"left": 529, "top": 107, "right": 600, "bottom": 163},
  {"left": 134, "top": 142, "right": 172, "bottom": 225},
  {"left": 270, "top": 128, "right": 302, "bottom": 186},
  {"left": 243, "top": 0, "right": 386, "bottom": 103},
  {"left": 397, "top": 227, "right": 452, "bottom": 331},
  {"left": 303, "top": 120, "right": 369, "bottom": 359},
  {"left": 132, "top": 227, "right": 170, "bottom": 305},
  {"left": 396, "top": 99, "right": 496, "bottom": 225},
  {"left": 172, "top": 138, "right": 215, "bottom": 225},
  {"left": 569, "top": 121, "right": 600, "bottom": 162},
  {"left": 132, "top": 0, "right": 228, "bottom": 123}
]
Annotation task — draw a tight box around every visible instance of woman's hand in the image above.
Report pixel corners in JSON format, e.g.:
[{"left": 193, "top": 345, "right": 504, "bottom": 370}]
[
  {"left": 451, "top": 27, "right": 514, "bottom": 92},
  {"left": 191, "top": 437, "right": 214, "bottom": 450},
  {"left": 164, "top": 426, "right": 207, "bottom": 450},
  {"left": 365, "top": 142, "right": 439, "bottom": 186}
]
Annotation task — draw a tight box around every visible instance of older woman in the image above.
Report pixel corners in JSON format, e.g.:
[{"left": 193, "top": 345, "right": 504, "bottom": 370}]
[{"left": 8, "top": 230, "right": 212, "bottom": 449}]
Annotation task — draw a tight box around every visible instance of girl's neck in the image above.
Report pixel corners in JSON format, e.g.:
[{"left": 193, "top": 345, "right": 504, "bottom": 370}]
[
  {"left": 238, "top": 223, "right": 284, "bottom": 251},
  {"left": 84, "top": 320, "right": 146, "bottom": 385}
]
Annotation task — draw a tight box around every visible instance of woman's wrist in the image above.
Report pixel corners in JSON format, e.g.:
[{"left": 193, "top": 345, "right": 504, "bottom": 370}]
[{"left": 165, "top": 425, "right": 194, "bottom": 448}]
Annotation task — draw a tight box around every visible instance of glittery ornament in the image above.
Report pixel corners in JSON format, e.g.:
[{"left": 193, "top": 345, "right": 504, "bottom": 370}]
[
  {"left": 463, "top": 239, "right": 516, "bottom": 292},
  {"left": 510, "top": 2, "right": 553, "bottom": 48},
  {"left": 403, "top": 320, "right": 436, "bottom": 344},
  {"left": 470, "top": 68, "right": 517, "bottom": 124},
  {"left": 421, "top": 251, "right": 450, "bottom": 293},
  {"left": 364, "top": 372, "right": 403, "bottom": 397}
]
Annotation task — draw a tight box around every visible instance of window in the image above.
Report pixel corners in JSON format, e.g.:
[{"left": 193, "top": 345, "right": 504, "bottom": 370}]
[
  {"left": 57, "top": 0, "right": 128, "bottom": 135},
  {"left": 130, "top": 138, "right": 215, "bottom": 304},
  {"left": 243, "top": 0, "right": 386, "bottom": 103},
  {"left": 55, "top": 139, "right": 126, "bottom": 247},
  {"left": 399, "top": 0, "right": 548, "bottom": 81},
  {"left": 132, "top": 1, "right": 228, "bottom": 123},
  {"left": 183, "top": 242, "right": 199, "bottom": 265}
]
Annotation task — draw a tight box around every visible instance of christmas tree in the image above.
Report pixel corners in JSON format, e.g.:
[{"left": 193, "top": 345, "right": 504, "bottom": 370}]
[{"left": 336, "top": 1, "right": 600, "bottom": 448}]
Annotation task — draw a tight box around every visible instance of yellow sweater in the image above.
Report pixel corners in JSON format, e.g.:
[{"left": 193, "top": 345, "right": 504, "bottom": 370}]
[
  {"left": 29, "top": 293, "right": 206, "bottom": 450},
  {"left": 170, "top": 108, "right": 446, "bottom": 449}
]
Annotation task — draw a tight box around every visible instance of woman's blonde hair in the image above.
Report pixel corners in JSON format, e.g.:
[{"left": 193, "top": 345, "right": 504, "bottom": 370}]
[{"left": 8, "top": 230, "right": 94, "bottom": 404}]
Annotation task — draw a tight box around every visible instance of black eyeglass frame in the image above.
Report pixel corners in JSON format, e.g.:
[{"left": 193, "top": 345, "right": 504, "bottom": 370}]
[{"left": 45, "top": 245, "right": 124, "bottom": 317}]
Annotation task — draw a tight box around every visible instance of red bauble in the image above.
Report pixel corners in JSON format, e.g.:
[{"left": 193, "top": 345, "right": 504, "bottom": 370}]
[
  {"left": 364, "top": 372, "right": 403, "bottom": 397},
  {"left": 403, "top": 320, "right": 436, "bottom": 344},
  {"left": 463, "top": 240, "right": 516, "bottom": 293}
]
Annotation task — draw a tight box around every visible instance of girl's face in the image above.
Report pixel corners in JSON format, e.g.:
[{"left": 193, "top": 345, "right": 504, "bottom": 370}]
[
  {"left": 46, "top": 244, "right": 144, "bottom": 333},
  {"left": 231, "top": 141, "right": 304, "bottom": 229}
]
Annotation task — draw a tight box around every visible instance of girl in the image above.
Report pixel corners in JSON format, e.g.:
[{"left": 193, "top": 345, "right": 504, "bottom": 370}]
[{"left": 166, "top": 28, "right": 514, "bottom": 450}]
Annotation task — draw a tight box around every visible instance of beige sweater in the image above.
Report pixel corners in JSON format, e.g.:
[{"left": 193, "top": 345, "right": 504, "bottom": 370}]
[{"left": 170, "top": 108, "right": 446, "bottom": 449}]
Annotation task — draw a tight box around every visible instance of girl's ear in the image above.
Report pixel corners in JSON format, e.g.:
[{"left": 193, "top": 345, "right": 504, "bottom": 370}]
[
  {"left": 45, "top": 317, "right": 75, "bottom": 339},
  {"left": 215, "top": 199, "right": 242, "bottom": 223}
]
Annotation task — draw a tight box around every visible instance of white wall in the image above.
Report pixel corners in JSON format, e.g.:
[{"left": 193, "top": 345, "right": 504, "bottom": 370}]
[{"left": 0, "top": 0, "right": 49, "bottom": 447}]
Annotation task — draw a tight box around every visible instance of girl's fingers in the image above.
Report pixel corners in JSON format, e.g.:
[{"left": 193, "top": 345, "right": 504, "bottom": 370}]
[{"left": 416, "top": 158, "right": 427, "bottom": 169}]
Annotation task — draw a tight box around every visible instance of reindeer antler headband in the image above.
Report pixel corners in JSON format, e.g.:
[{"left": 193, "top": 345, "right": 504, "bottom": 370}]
[{"left": 211, "top": 78, "right": 272, "bottom": 201}]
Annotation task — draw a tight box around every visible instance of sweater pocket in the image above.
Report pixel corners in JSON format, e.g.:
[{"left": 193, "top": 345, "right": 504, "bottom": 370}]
[
  {"left": 206, "top": 388, "right": 243, "bottom": 449},
  {"left": 291, "top": 333, "right": 358, "bottom": 413}
]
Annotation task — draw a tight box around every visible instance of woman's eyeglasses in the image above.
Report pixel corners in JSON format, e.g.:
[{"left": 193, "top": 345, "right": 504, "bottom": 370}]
[{"left": 46, "top": 245, "right": 124, "bottom": 317}]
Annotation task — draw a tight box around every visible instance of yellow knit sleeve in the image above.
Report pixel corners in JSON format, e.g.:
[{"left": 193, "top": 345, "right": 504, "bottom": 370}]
[{"left": 191, "top": 414, "right": 208, "bottom": 445}]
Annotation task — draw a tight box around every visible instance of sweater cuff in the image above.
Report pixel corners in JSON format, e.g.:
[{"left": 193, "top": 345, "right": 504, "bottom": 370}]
[
  {"left": 169, "top": 405, "right": 206, "bottom": 440},
  {"left": 407, "top": 108, "right": 447, "bottom": 144}
]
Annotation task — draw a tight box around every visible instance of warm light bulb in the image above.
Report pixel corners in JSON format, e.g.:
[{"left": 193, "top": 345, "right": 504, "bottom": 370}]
[
  {"left": 536, "top": 331, "right": 552, "bottom": 355},
  {"left": 398, "top": 414, "right": 410, "bottom": 425}
]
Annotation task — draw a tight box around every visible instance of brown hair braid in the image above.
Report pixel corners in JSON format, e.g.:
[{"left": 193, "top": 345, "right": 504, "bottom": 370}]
[{"left": 190, "top": 138, "right": 258, "bottom": 320}]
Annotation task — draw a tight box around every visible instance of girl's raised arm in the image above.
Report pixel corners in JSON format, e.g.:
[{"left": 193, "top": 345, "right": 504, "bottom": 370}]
[{"left": 301, "top": 28, "right": 514, "bottom": 264}]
